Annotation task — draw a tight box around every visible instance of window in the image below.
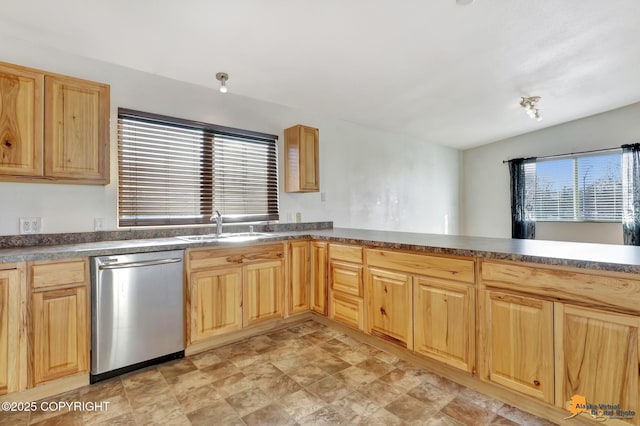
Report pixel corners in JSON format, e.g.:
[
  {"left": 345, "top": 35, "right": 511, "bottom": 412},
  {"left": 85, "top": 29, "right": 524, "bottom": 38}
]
[
  {"left": 533, "top": 151, "right": 623, "bottom": 221},
  {"left": 118, "top": 109, "right": 279, "bottom": 227}
]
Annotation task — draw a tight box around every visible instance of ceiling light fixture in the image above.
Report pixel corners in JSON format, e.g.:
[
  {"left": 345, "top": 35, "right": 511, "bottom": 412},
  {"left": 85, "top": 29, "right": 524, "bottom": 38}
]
[
  {"left": 456, "top": 0, "right": 475, "bottom": 5},
  {"left": 520, "top": 96, "right": 542, "bottom": 121},
  {"left": 216, "top": 72, "right": 229, "bottom": 94}
]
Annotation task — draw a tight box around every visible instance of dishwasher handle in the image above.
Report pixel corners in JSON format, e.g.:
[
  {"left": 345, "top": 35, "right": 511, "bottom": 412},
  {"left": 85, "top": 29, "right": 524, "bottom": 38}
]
[{"left": 98, "top": 257, "right": 182, "bottom": 270}]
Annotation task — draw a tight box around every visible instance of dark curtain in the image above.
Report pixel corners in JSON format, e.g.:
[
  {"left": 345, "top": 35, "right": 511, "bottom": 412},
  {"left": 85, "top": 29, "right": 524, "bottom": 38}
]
[
  {"left": 509, "top": 157, "right": 536, "bottom": 239},
  {"left": 622, "top": 144, "right": 640, "bottom": 245}
]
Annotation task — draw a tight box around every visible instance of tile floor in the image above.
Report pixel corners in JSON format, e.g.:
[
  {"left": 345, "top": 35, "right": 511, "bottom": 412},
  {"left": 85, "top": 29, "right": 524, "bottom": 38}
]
[{"left": 1, "top": 320, "right": 556, "bottom": 425}]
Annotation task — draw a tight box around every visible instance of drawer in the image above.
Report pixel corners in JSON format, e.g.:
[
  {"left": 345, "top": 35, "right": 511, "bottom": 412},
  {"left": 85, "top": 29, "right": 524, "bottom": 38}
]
[
  {"left": 330, "top": 261, "right": 363, "bottom": 296},
  {"left": 329, "top": 292, "right": 364, "bottom": 331},
  {"left": 31, "top": 259, "right": 87, "bottom": 289},
  {"left": 366, "top": 249, "right": 475, "bottom": 284},
  {"left": 188, "top": 243, "right": 284, "bottom": 270},
  {"left": 329, "top": 244, "right": 363, "bottom": 264},
  {"left": 481, "top": 260, "right": 640, "bottom": 315}
]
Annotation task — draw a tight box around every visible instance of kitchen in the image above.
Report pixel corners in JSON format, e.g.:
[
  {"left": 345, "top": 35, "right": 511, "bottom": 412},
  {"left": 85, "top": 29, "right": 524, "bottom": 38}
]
[{"left": 1, "top": 1, "right": 640, "bottom": 425}]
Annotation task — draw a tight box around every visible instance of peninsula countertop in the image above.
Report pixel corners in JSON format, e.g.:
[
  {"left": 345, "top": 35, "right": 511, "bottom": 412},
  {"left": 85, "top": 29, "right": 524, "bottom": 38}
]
[{"left": 2, "top": 227, "right": 640, "bottom": 274}]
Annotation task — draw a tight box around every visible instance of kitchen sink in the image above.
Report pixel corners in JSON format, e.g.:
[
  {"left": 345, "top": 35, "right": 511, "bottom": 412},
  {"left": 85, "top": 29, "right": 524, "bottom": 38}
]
[{"left": 176, "top": 232, "right": 275, "bottom": 243}]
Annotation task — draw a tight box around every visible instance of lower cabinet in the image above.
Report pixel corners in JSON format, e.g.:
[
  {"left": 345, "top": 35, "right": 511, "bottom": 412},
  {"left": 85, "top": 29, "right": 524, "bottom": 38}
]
[
  {"left": 287, "top": 241, "right": 310, "bottom": 316},
  {"left": 328, "top": 244, "right": 364, "bottom": 331},
  {"left": 32, "top": 286, "right": 89, "bottom": 385},
  {"left": 310, "top": 242, "right": 328, "bottom": 315},
  {"left": 555, "top": 304, "right": 640, "bottom": 422},
  {"left": 29, "top": 258, "right": 90, "bottom": 386},
  {"left": 366, "top": 267, "right": 413, "bottom": 349},
  {"left": 244, "top": 260, "right": 284, "bottom": 327},
  {"left": 0, "top": 267, "right": 21, "bottom": 395},
  {"left": 329, "top": 292, "right": 364, "bottom": 330},
  {"left": 189, "top": 267, "right": 243, "bottom": 341},
  {"left": 413, "top": 277, "right": 474, "bottom": 372},
  {"left": 186, "top": 243, "right": 285, "bottom": 345},
  {"left": 481, "top": 259, "right": 640, "bottom": 419},
  {"left": 481, "top": 288, "right": 554, "bottom": 404}
]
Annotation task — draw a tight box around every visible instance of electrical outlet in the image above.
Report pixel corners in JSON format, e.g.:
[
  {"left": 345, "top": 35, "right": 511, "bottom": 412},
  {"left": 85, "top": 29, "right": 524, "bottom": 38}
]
[
  {"left": 19, "top": 217, "right": 42, "bottom": 234},
  {"left": 94, "top": 218, "right": 104, "bottom": 231}
]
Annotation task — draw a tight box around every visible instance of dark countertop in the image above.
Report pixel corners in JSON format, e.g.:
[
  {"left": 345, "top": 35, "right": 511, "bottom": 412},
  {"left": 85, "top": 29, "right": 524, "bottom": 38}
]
[{"left": 2, "top": 227, "right": 640, "bottom": 274}]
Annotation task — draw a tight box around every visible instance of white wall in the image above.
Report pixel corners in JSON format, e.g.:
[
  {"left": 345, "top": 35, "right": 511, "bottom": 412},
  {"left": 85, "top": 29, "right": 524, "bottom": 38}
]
[
  {"left": 0, "top": 36, "right": 461, "bottom": 236},
  {"left": 462, "top": 102, "right": 640, "bottom": 243}
]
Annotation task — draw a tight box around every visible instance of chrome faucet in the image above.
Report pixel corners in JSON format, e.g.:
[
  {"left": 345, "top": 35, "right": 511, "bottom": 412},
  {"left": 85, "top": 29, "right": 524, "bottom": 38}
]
[{"left": 210, "top": 210, "right": 223, "bottom": 236}]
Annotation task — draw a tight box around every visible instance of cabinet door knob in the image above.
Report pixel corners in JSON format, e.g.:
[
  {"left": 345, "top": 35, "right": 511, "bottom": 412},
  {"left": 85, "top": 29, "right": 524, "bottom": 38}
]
[
  {"left": 380, "top": 307, "right": 386, "bottom": 316},
  {"left": 533, "top": 380, "right": 541, "bottom": 387}
]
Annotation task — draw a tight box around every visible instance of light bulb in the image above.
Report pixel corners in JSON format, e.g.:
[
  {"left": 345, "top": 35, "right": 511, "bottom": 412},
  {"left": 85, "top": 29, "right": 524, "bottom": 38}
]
[{"left": 216, "top": 72, "right": 229, "bottom": 94}]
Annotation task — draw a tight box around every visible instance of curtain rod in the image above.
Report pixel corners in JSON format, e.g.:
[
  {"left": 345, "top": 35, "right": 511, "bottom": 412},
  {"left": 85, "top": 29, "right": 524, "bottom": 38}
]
[{"left": 502, "top": 146, "right": 623, "bottom": 164}]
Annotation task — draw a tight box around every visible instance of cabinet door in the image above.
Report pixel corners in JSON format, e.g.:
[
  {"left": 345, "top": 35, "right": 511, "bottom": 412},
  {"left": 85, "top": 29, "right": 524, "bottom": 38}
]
[
  {"left": 482, "top": 289, "right": 554, "bottom": 404},
  {"left": 32, "top": 286, "right": 89, "bottom": 385},
  {"left": 243, "top": 260, "right": 284, "bottom": 327},
  {"left": 190, "top": 267, "right": 242, "bottom": 342},
  {"left": 0, "top": 269, "right": 21, "bottom": 395},
  {"left": 44, "top": 75, "right": 109, "bottom": 183},
  {"left": 555, "top": 304, "right": 639, "bottom": 423},
  {"left": 414, "top": 277, "right": 474, "bottom": 372},
  {"left": 299, "top": 125, "right": 319, "bottom": 191},
  {"left": 0, "top": 63, "right": 43, "bottom": 177},
  {"left": 366, "top": 268, "right": 413, "bottom": 349},
  {"left": 311, "top": 242, "right": 328, "bottom": 315},
  {"left": 284, "top": 124, "right": 319, "bottom": 192},
  {"left": 288, "top": 241, "right": 310, "bottom": 315}
]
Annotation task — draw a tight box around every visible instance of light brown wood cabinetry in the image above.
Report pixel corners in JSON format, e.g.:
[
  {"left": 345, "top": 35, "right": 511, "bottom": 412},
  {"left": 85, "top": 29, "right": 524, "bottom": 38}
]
[
  {"left": 413, "top": 277, "right": 474, "bottom": 372},
  {"left": 311, "top": 241, "right": 328, "bottom": 315},
  {"left": 329, "top": 292, "right": 364, "bottom": 330},
  {"left": 32, "top": 286, "right": 89, "bottom": 385},
  {"left": 44, "top": 75, "right": 109, "bottom": 183},
  {"left": 0, "top": 267, "right": 23, "bottom": 395},
  {"left": 244, "top": 260, "right": 284, "bottom": 327},
  {"left": 330, "top": 261, "right": 363, "bottom": 297},
  {"left": 186, "top": 243, "right": 285, "bottom": 344},
  {"left": 189, "top": 267, "right": 243, "bottom": 341},
  {"left": 555, "top": 304, "right": 639, "bottom": 424},
  {"left": 480, "top": 288, "right": 554, "bottom": 404},
  {"left": 0, "top": 63, "right": 43, "bottom": 177},
  {"left": 0, "top": 61, "right": 109, "bottom": 184},
  {"left": 284, "top": 124, "right": 319, "bottom": 192},
  {"left": 366, "top": 267, "right": 413, "bottom": 349},
  {"left": 366, "top": 248, "right": 475, "bottom": 368},
  {"left": 29, "top": 258, "right": 89, "bottom": 386},
  {"left": 287, "top": 241, "right": 310, "bottom": 315},
  {"left": 480, "top": 258, "right": 640, "bottom": 415},
  {"left": 328, "top": 244, "right": 364, "bottom": 331}
]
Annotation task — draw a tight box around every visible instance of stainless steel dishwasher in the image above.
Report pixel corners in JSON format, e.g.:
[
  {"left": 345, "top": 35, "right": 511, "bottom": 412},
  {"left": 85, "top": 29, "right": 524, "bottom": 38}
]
[{"left": 90, "top": 250, "right": 184, "bottom": 383}]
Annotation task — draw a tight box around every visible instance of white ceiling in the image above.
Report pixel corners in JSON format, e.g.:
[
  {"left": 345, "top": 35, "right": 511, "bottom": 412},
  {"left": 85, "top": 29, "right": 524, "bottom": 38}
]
[{"left": 2, "top": 0, "right": 640, "bottom": 149}]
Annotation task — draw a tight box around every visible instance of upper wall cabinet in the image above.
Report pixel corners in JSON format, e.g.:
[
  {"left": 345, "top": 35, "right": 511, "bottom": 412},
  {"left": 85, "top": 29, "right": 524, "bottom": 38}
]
[
  {"left": 284, "top": 124, "right": 319, "bottom": 192},
  {"left": 0, "top": 61, "right": 110, "bottom": 185},
  {"left": 0, "top": 63, "right": 44, "bottom": 177},
  {"left": 44, "top": 75, "right": 109, "bottom": 183}
]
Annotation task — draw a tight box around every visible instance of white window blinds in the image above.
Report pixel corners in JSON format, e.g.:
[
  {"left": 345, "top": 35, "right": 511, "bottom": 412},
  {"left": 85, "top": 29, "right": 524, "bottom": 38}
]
[
  {"left": 117, "top": 109, "right": 279, "bottom": 227},
  {"left": 534, "top": 151, "right": 622, "bottom": 221}
]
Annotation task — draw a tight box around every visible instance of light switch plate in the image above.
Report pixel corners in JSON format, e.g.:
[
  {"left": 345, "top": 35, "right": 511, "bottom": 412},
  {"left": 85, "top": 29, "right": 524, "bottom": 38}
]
[{"left": 19, "top": 217, "right": 41, "bottom": 234}]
